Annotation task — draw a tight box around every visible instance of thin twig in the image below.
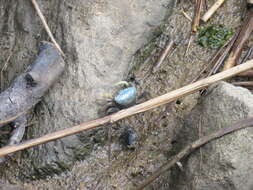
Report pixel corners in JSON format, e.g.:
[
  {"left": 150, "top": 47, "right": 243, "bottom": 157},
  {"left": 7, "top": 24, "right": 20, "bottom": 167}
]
[
  {"left": 235, "top": 46, "right": 253, "bottom": 77},
  {"left": 223, "top": 10, "right": 253, "bottom": 71},
  {"left": 239, "top": 45, "right": 253, "bottom": 65},
  {"left": 232, "top": 81, "right": 253, "bottom": 87},
  {"left": 192, "top": 31, "right": 239, "bottom": 82},
  {"left": 192, "top": 0, "right": 203, "bottom": 33},
  {"left": 0, "top": 52, "right": 13, "bottom": 90},
  {"left": 135, "top": 117, "right": 253, "bottom": 190},
  {"left": 184, "top": 34, "right": 194, "bottom": 57},
  {"left": 207, "top": 31, "right": 239, "bottom": 76},
  {"left": 180, "top": 10, "right": 192, "bottom": 22},
  {"left": 203, "top": 0, "right": 208, "bottom": 11},
  {"left": 202, "top": 0, "right": 227, "bottom": 22},
  {"left": 30, "top": 0, "right": 65, "bottom": 56},
  {"left": 1, "top": 59, "right": 253, "bottom": 157},
  {"left": 153, "top": 40, "right": 175, "bottom": 72},
  {"left": 237, "top": 70, "right": 253, "bottom": 77}
]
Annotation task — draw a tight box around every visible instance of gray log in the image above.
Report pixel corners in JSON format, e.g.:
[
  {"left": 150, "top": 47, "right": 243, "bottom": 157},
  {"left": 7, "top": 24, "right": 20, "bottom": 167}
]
[{"left": 0, "top": 42, "right": 65, "bottom": 126}]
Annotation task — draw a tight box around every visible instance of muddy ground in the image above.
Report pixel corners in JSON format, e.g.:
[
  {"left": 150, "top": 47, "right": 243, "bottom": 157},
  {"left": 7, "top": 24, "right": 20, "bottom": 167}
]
[{"left": 0, "top": 0, "right": 249, "bottom": 189}]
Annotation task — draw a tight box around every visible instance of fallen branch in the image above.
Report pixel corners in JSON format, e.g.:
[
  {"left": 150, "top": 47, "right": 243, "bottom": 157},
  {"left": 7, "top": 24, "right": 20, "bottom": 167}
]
[
  {"left": 202, "top": 0, "right": 227, "bottom": 22},
  {"left": 192, "top": 0, "right": 203, "bottom": 33},
  {"left": 1, "top": 58, "right": 253, "bottom": 157},
  {"left": 223, "top": 9, "right": 253, "bottom": 71},
  {"left": 30, "top": 0, "right": 65, "bottom": 56},
  {"left": 135, "top": 117, "right": 253, "bottom": 190},
  {"left": 0, "top": 42, "right": 65, "bottom": 126}
]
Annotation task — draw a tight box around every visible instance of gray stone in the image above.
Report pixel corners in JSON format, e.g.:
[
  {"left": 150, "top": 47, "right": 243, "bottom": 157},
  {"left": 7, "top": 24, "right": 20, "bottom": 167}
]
[
  {"left": 171, "top": 82, "right": 253, "bottom": 190},
  {"left": 0, "top": 0, "right": 174, "bottom": 176}
]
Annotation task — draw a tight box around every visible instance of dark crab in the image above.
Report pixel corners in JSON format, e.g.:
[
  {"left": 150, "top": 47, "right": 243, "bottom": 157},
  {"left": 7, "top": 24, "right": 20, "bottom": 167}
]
[{"left": 120, "top": 126, "right": 139, "bottom": 150}]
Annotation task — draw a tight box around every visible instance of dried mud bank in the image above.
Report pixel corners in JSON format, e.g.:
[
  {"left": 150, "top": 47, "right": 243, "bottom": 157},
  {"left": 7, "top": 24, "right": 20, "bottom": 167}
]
[
  {"left": 0, "top": 0, "right": 249, "bottom": 189},
  {"left": 0, "top": 0, "right": 174, "bottom": 182}
]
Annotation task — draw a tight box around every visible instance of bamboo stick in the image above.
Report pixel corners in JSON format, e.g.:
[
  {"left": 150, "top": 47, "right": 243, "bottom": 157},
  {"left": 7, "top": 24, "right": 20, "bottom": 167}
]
[
  {"left": 202, "top": 0, "right": 227, "bottom": 22},
  {"left": 192, "top": 0, "right": 203, "bottom": 33},
  {"left": 1, "top": 59, "right": 253, "bottom": 157}
]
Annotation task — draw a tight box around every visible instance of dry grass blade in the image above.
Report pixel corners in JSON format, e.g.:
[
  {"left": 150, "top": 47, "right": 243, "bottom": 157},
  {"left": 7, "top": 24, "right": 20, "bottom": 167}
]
[
  {"left": 180, "top": 10, "right": 192, "bottom": 22},
  {"left": 30, "top": 0, "right": 65, "bottom": 56},
  {"left": 0, "top": 52, "right": 12, "bottom": 90},
  {"left": 184, "top": 34, "right": 194, "bottom": 57},
  {"left": 135, "top": 117, "right": 253, "bottom": 190}
]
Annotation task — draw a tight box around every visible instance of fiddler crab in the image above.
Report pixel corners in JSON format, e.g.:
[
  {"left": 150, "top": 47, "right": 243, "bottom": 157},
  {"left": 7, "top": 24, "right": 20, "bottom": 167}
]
[{"left": 102, "top": 81, "right": 147, "bottom": 149}]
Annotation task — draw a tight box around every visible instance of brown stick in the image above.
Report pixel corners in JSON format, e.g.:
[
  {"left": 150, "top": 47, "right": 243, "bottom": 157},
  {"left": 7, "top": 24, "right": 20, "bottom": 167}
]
[
  {"left": 30, "top": 0, "right": 65, "bottom": 56},
  {"left": 232, "top": 81, "right": 253, "bottom": 87},
  {"left": 192, "top": 0, "right": 203, "bottom": 33},
  {"left": 240, "top": 46, "right": 253, "bottom": 65},
  {"left": 207, "top": 31, "right": 239, "bottom": 76},
  {"left": 153, "top": 40, "right": 175, "bottom": 72},
  {"left": 237, "top": 70, "right": 253, "bottom": 77},
  {"left": 1, "top": 59, "right": 253, "bottom": 157},
  {"left": 223, "top": 10, "right": 253, "bottom": 71},
  {"left": 135, "top": 117, "right": 253, "bottom": 190},
  {"left": 235, "top": 47, "right": 253, "bottom": 77}
]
